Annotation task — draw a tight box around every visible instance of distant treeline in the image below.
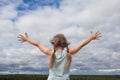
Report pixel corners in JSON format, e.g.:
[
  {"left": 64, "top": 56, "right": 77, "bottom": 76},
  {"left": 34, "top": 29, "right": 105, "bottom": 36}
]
[{"left": 0, "top": 74, "right": 120, "bottom": 80}]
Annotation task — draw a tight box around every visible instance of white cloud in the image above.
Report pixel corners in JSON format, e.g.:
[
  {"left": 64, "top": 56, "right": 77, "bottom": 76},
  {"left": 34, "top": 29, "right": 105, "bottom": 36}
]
[
  {"left": 99, "top": 69, "right": 120, "bottom": 73},
  {"left": 112, "top": 52, "right": 120, "bottom": 61},
  {"left": 0, "top": 20, "right": 14, "bottom": 32},
  {"left": 0, "top": 5, "right": 17, "bottom": 19},
  {"left": 0, "top": 0, "right": 120, "bottom": 74}
]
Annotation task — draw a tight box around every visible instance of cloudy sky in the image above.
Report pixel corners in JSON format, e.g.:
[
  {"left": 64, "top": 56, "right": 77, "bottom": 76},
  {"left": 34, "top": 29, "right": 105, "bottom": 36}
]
[{"left": 0, "top": 0, "right": 120, "bottom": 75}]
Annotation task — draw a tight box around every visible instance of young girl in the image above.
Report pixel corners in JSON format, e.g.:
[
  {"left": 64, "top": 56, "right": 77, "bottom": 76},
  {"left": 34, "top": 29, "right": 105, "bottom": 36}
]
[{"left": 18, "top": 31, "right": 101, "bottom": 80}]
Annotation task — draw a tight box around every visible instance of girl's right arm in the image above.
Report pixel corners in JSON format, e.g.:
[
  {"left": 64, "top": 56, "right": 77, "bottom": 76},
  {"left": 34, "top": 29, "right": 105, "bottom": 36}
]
[{"left": 18, "top": 33, "right": 52, "bottom": 56}]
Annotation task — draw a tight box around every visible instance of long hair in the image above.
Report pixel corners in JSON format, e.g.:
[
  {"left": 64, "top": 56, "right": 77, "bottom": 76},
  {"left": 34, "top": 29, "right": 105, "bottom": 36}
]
[{"left": 49, "top": 34, "right": 72, "bottom": 69}]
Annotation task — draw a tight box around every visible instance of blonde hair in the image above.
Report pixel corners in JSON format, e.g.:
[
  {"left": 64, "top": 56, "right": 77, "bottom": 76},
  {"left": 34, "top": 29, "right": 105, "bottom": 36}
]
[{"left": 49, "top": 34, "right": 72, "bottom": 69}]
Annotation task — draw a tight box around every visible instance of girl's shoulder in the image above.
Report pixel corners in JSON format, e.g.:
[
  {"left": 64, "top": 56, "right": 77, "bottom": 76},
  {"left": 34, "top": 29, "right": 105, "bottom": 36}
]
[{"left": 47, "top": 48, "right": 53, "bottom": 56}]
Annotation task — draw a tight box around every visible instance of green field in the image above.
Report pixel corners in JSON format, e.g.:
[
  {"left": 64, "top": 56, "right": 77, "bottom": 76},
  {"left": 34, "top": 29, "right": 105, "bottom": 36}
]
[{"left": 0, "top": 74, "right": 120, "bottom": 80}]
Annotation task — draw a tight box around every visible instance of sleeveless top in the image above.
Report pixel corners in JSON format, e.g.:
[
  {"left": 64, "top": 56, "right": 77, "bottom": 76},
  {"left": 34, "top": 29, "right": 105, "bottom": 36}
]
[{"left": 47, "top": 48, "right": 70, "bottom": 80}]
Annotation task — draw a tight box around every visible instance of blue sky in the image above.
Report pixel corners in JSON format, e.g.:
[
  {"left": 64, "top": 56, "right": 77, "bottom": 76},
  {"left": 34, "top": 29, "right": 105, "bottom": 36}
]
[{"left": 0, "top": 0, "right": 120, "bottom": 75}]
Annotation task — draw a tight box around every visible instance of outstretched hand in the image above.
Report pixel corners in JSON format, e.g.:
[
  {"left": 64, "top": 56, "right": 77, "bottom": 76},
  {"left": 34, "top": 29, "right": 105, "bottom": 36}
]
[
  {"left": 89, "top": 31, "right": 101, "bottom": 40},
  {"left": 18, "top": 33, "right": 29, "bottom": 43}
]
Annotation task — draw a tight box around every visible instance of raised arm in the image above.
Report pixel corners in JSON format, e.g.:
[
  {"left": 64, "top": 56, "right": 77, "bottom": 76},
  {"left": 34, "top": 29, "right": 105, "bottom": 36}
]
[
  {"left": 18, "top": 33, "right": 52, "bottom": 56},
  {"left": 69, "top": 31, "right": 101, "bottom": 55}
]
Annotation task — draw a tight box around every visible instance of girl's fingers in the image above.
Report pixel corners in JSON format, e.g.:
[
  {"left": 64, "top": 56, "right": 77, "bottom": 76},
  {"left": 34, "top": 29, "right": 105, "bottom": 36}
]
[
  {"left": 96, "top": 32, "right": 101, "bottom": 38},
  {"left": 99, "top": 36, "right": 102, "bottom": 37},
  {"left": 18, "top": 33, "right": 27, "bottom": 39},
  {"left": 95, "top": 31, "right": 99, "bottom": 34},
  {"left": 17, "top": 36, "right": 21, "bottom": 38},
  {"left": 18, "top": 39, "right": 21, "bottom": 41},
  {"left": 17, "top": 36, "right": 23, "bottom": 40},
  {"left": 18, "top": 39, "right": 23, "bottom": 42},
  {"left": 97, "top": 35, "right": 102, "bottom": 38},
  {"left": 25, "top": 33, "right": 28, "bottom": 37},
  {"left": 90, "top": 31, "right": 93, "bottom": 34},
  {"left": 95, "top": 31, "right": 101, "bottom": 35},
  {"left": 94, "top": 34, "right": 101, "bottom": 40},
  {"left": 98, "top": 32, "right": 101, "bottom": 35},
  {"left": 19, "top": 34, "right": 24, "bottom": 37},
  {"left": 21, "top": 40, "right": 24, "bottom": 43},
  {"left": 18, "top": 39, "right": 24, "bottom": 43},
  {"left": 96, "top": 38, "right": 100, "bottom": 40},
  {"left": 18, "top": 35, "right": 24, "bottom": 41},
  {"left": 89, "top": 31, "right": 101, "bottom": 40},
  {"left": 18, "top": 33, "right": 27, "bottom": 43},
  {"left": 18, "top": 38, "right": 23, "bottom": 41},
  {"left": 25, "top": 33, "right": 27, "bottom": 36}
]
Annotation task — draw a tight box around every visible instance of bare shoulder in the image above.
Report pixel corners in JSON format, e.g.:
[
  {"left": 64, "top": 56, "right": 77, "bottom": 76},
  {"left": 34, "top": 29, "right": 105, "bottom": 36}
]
[{"left": 47, "top": 48, "right": 53, "bottom": 56}]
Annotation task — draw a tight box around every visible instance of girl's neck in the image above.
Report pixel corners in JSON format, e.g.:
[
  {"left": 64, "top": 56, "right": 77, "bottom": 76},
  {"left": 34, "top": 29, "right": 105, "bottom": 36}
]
[{"left": 55, "top": 46, "right": 63, "bottom": 51}]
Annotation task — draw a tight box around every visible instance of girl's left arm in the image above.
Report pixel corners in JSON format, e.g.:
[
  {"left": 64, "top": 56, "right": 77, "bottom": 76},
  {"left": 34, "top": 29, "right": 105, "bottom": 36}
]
[{"left": 69, "top": 31, "right": 101, "bottom": 55}]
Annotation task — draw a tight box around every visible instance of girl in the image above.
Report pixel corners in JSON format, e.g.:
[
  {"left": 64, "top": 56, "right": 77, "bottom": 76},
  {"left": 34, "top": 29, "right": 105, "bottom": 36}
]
[{"left": 18, "top": 31, "right": 101, "bottom": 80}]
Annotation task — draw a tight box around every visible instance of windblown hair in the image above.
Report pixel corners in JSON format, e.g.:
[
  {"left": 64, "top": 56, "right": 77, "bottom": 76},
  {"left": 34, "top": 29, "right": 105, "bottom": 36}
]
[{"left": 49, "top": 34, "right": 72, "bottom": 69}]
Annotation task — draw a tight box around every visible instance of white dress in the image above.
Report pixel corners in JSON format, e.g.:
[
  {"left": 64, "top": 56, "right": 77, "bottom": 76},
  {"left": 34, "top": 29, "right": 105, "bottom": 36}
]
[{"left": 47, "top": 48, "right": 70, "bottom": 80}]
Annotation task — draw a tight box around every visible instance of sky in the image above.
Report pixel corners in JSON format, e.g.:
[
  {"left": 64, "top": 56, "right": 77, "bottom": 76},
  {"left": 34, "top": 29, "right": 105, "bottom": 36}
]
[{"left": 0, "top": 0, "right": 120, "bottom": 75}]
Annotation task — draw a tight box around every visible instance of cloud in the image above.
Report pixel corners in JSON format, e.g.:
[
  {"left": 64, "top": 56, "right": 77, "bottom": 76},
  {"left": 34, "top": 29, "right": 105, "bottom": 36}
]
[
  {"left": 0, "top": 0, "right": 120, "bottom": 75},
  {"left": 98, "top": 68, "right": 120, "bottom": 75},
  {"left": 0, "top": 5, "right": 17, "bottom": 19},
  {"left": 0, "top": 47, "right": 48, "bottom": 74}
]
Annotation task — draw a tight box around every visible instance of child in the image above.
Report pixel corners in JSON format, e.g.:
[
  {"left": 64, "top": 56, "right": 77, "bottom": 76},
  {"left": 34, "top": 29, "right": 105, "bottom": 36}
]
[{"left": 18, "top": 31, "right": 101, "bottom": 80}]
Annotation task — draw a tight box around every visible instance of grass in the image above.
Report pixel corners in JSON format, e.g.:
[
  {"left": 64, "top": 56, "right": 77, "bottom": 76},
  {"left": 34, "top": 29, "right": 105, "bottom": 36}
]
[{"left": 0, "top": 74, "right": 120, "bottom": 80}]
